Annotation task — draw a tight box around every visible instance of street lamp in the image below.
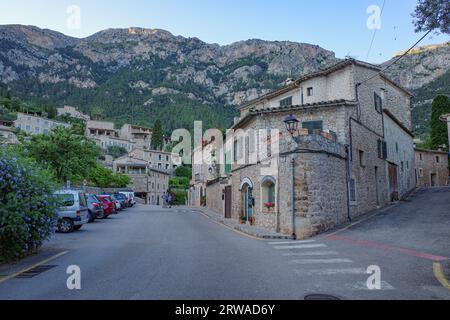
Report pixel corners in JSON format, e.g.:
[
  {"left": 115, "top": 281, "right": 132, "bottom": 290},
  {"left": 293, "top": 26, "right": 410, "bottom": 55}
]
[
  {"left": 284, "top": 114, "right": 299, "bottom": 136},
  {"left": 284, "top": 114, "right": 299, "bottom": 240}
]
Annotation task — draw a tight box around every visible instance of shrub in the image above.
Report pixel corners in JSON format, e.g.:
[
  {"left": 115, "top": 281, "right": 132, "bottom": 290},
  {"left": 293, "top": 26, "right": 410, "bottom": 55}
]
[{"left": 0, "top": 149, "right": 59, "bottom": 263}]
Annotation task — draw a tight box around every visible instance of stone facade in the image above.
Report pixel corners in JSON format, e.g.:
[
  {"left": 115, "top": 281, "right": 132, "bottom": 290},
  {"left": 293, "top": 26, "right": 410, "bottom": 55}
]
[
  {"left": 227, "top": 59, "right": 414, "bottom": 238},
  {"left": 383, "top": 111, "right": 416, "bottom": 199},
  {"left": 440, "top": 113, "right": 450, "bottom": 147},
  {"left": 414, "top": 148, "right": 449, "bottom": 187},
  {"left": 14, "top": 112, "right": 71, "bottom": 135},
  {"left": 57, "top": 105, "right": 90, "bottom": 121}
]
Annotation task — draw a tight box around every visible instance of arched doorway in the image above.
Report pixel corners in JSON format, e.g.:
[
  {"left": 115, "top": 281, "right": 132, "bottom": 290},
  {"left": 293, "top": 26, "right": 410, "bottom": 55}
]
[{"left": 240, "top": 178, "right": 254, "bottom": 222}]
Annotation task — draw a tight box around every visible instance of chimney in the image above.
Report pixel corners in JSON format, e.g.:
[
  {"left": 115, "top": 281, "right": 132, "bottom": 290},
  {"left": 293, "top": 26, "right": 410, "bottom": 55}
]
[{"left": 285, "top": 78, "right": 295, "bottom": 86}]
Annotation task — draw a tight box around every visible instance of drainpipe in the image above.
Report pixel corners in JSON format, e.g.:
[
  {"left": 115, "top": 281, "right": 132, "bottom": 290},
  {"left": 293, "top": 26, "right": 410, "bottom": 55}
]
[
  {"left": 345, "top": 145, "right": 352, "bottom": 222},
  {"left": 290, "top": 141, "right": 297, "bottom": 240}
]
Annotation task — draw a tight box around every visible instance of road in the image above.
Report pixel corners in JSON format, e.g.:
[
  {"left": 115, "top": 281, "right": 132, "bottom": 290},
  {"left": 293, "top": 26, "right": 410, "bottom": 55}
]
[{"left": 0, "top": 188, "right": 449, "bottom": 300}]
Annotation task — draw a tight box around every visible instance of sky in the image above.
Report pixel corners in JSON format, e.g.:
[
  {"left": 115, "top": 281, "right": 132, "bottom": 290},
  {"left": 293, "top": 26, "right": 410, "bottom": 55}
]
[{"left": 0, "top": 0, "right": 448, "bottom": 63}]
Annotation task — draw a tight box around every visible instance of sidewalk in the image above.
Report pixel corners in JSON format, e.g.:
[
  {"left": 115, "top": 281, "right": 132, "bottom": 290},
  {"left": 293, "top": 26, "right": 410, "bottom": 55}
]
[{"left": 190, "top": 206, "right": 292, "bottom": 240}]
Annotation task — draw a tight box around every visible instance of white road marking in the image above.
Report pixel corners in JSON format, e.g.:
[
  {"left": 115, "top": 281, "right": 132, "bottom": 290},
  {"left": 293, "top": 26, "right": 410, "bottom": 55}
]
[
  {"left": 289, "top": 258, "right": 353, "bottom": 265},
  {"left": 273, "top": 244, "right": 327, "bottom": 250},
  {"left": 268, "top": 240, "right": 316, "bottom": 245},
  {"left": 297, "top": 268, "right": 367, "bottom": 276},
  {"left": 348, "top": 281, "right": 395, "bottom": 290},
  {"left": 281, "top": 251, "right": 339, "bottom": 257}
]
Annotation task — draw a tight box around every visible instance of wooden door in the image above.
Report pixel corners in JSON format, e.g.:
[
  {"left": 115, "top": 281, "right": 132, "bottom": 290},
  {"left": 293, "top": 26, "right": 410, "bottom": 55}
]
[
  {"left": 388, "top": 163, "right": 399, "bottom": 201},
  {"left": 224, "top": 186, "right": 232, "bottom": 219}
]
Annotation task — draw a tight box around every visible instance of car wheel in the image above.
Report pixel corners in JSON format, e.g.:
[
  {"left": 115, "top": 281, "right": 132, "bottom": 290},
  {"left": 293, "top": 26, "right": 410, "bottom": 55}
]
[
  {"left": 88, "top": 211, "right": 95, "bottom": 223},
  {"left": 73, "top": 225, "right": 82, "bottom": 231},
  {"left": 58, "top": 218, "right": 74, "bottom": 233},
  {"left": 97, "top": 211, "right": 104, "bottom": 219}
]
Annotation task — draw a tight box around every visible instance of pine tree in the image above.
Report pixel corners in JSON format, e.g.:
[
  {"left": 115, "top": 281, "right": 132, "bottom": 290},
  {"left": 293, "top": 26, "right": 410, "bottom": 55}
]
[
  {"left": 151, "top": 119, "right": 164, "bottom": 151},
  {"left": 430, "top": 95, "right": 450, "bottom": 150}
]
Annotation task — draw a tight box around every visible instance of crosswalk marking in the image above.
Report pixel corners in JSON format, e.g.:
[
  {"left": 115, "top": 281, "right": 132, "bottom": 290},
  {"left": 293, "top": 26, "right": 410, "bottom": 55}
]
[
  {"left": 273, "top": 244, "right": 327, "bottom": 250},
  {"left": 267, "top": 240, "right": 316, "bottom": 245},
  {"left": 288, "top": 258, "right": 353, "bottom": 265},
  {"left": 281, "top": 251, "right": 339, "bottom": 257},
  {"left": 297, "top": 268, "right": 367, "bottom": 276}
]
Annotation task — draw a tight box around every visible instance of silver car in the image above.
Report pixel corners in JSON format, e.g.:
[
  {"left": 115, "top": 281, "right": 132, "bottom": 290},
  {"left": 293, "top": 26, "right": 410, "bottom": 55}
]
[{"left": 54, "top": 189, "right": 89, "bottom": 233}]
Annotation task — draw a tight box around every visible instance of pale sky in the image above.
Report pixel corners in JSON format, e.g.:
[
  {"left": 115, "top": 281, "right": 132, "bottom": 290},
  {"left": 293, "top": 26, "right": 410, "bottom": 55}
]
[{"left": 0, "top": 0, "right": 448, "bottom": 63}]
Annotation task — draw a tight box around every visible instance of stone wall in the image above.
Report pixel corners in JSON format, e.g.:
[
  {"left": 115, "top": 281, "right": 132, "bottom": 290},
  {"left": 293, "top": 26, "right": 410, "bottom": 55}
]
[
  {"left": 205, "top": 180, "right": 226, "bottom": 215},
  {"left": 415, "top": 149, "right": 449, "bottom": 187},
  {"left": 383, "top": 114, "right": 416, "bottom": 198}
]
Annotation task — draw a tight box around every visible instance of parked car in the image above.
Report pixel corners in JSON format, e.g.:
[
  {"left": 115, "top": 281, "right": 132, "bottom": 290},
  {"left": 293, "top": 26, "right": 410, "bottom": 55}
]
[
  {"left": 85, "top": 194, "right": 105, "bottom": 222},
  {"left": 97, "top": 195, "right": 115, "bottom": 217},
  {"left": 54, "top": 190, "right": 89, "bottom": 233},
  {"left": 114, "top": 193, "right": 128, "bottom": 209},
  {"left": 119, "top": 191, "right": 136, "bottom": 207},
  {"left": 109, "top": 194, "right": 121, "bottom": 212}
]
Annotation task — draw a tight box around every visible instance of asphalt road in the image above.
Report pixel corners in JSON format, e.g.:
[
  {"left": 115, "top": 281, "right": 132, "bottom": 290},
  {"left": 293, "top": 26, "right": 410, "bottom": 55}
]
[{"left": 0, "top": 188, "right": 449, "bottom": 300}]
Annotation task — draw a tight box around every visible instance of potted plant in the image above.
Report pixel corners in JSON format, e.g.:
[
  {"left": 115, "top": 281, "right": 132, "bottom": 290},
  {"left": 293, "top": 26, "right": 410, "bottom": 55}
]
[
  {"left": 239, "top": 216, "right": 246, "bottom": 224},
  {"left": 264, "top": 202, "right": 275, "bottom": 209},
  {"left": 249, "top": 216, "right": 255, "bottom": 226}
]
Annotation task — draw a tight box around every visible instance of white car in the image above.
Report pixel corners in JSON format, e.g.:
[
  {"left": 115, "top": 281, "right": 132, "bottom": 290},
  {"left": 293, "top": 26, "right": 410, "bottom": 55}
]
[
  {"left": 119, "top": 191, "right": 136, "bottom": 207},
  {"left": 54, "top": 189, "right": 90, "bottom": 233}
]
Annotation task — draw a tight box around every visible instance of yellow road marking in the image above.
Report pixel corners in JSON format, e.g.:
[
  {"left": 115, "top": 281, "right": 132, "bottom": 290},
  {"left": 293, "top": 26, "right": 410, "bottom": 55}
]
[
  {"left": 433, "top": 262, "right": 450, "bottom": 290},
  {"left": 198, "top": 211, "right": 262, "bottom": 241},
  {"left": 0, "top": 250, "right": 69, "bottom": 284}
]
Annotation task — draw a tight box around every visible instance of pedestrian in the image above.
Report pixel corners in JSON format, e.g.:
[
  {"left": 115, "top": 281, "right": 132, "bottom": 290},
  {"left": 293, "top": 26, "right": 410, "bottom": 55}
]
[
  {"left": 162, "top": 192, "right": 167, "bottom": 208},
  {"left": 167, "top": 193, "right": 173, "bottom": 208}
]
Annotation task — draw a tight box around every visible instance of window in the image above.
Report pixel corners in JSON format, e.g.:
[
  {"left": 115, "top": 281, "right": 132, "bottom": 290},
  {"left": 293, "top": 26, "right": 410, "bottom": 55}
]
[
  {"left": 419, "top": 168, "right": 423, "bottom": 177},
  {"left": 34, "top": 127, "right": 40, "bottom": 134},
  {"left": 419, "top": 153, "right": 423, "bottom": 161},
  {"left": 349, "top": 178, "right": 357, "bottom": 203},
  {"left": 374, "top": 92, "right": 383, "bottom": 113},
  {"left": 25, "top": 125, "right": 31, "bottom": 132},
  {"left": 279, "top": 96, "right": 293, "bottom": 107},
  {"left": 166, "top": 155, "right": 169, "bottom": 161},
  {"left": 359, "top": 150, "right": 365, "bottom": 167},
  {"left": 377, "top": 140, "right": 387, "bottom": 159},
  {"left": 436, "top": 156, "right": 440, "bottom": 163},
  {"left": 395, "top": 143, "right": 399, "bottom": 153},
  {"left": 261, "top": 178, "right": 276, "bottom": 208},
  {"left": 401, "top": 162, "right": 404, "bottom": 172},
  {"left": 307, "top": 87, "right": 313, "bottom": 96},
  {"left": 44, "top": 128, "right": 49, "bottom": 135},
  {"left": 302, "top": 121, "right": 323, "bottom": 134}
]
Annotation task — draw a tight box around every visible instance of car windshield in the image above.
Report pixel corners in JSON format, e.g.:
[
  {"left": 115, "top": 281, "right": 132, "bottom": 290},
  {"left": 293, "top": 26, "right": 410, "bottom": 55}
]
[
  {"left": 55, "top": 194, "right": 75, "bottom": 207},
  {"left": 86, "top": 194, "right": 97, "bottom": 202},
  {"left": 116, "top": 194, "right": 125, "bottom": 200}
]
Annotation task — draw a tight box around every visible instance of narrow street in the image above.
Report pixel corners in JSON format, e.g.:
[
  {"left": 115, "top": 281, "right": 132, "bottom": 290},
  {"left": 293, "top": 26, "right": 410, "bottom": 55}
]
[{"left": 0, "top": 188, "right": 449, "bottom": 300}]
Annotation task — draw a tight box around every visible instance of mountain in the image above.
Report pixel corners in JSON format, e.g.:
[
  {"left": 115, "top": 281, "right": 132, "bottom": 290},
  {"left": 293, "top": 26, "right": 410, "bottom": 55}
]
[
  {"left": 0, "top": 25, "right": 448, "bottom": 137},
  {"left": 0, "top": 25, "right": 339, "bottom": 132},
  {"left": 382, "top": 42, "right": 450, "bottom": 138}
]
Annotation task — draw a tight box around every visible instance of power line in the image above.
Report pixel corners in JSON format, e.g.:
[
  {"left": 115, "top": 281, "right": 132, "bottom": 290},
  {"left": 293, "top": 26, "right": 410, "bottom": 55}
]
[
  {"left": 359, "top": 29, "right": 433, "bottom": 86},
  {"left": 366, "top": 0, "right": 387, "bottom": 60}
]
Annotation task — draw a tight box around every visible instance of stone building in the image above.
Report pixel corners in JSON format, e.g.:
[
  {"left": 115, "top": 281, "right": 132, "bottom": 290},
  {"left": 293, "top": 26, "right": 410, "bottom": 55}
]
[
  {"left": 57, "top": 105, "right": 90, "bottom": 121},
  {"left": 440, "top": 113, "right": 450, "bottom": 147},
  {"left": 228, "top": 59, "right": 414, "bottom": 239},
  {"left": 414, "top": 148, "right": 449, "bottom": 187},
  {"left": 14, "top": 112, "right": 71, "bottom": 135},
  {"left": 383, "top": 109, "right": 416, "bottom": 200},
  {"left": 0, "top": 121, "right": 19, "bottom": 144},
  {"left": 112, "top": 154, "right": 171, "bottom": 205}
]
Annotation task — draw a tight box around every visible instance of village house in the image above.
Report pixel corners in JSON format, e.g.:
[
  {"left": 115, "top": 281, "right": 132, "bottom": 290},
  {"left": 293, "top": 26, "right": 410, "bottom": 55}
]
[
  {"left": 113, "top": 147, "right": 181, "bottom": 204},
  {"left": 414, "top": 147, "right": 449, "bottom": 187},
  {"left": 224, "top": 58, "right": 415, "bottom": 239},
  {"left": 57, "top": 105, "right": 90, "bottom": 121},
  {"left": 14, "top": 112, "right": 71, "bottom": 135},
  {"left": 0, "top": 120, "right": 19, "bottom": 144},
  {"left": 440, "top": 113, "right": 450, "bottom": 146}
]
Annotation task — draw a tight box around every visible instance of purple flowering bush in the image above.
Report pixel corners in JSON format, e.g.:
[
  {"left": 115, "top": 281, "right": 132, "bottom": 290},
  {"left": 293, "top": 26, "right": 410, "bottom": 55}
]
[{"left": 0, "top": 149, "right": 59, "bottom": 263}]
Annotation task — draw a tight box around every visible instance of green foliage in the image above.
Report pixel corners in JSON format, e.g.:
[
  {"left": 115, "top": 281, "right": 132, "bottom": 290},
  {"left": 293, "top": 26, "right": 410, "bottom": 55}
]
[
  {"left": 430, "top": 95, "right": 450, "bottom": 150},
  {"left": 25, "top": 127, "right": 100, "bottom": 183},
  {"left": 106, "top": 145, "right": 128, "bottom": 159},
  {"left": 169, "top": 176, "right": 189, "bottom": 190},
  {"left": 169, "top": 190, "right": 188, "bottom": 205},
  {"left": 175, "top": 166, "right": 192, "bottom": 179},
  {"left": 0, "top": 147, "right": 59, "bottom": 263},
  {"left": 412, "top": 0, "right": 449, "bottom": 34},
  {"left": 88, "top": 164, "right": 131, "bottom": 188},
  {"left": 151, "top": 119, "right": 164, "bottom": 150}
]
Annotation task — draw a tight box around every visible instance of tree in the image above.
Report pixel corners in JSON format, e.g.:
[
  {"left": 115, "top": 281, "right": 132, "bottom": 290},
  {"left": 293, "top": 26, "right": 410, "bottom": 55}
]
[
  {"left": 88, "top": 164, "right": 131, "bottom": 188},
  {"left": 175, "top": 166, "right": 192, "bottom": 179},
  {"left": 151, "top": 119, "right": 164, "bottom": 150},
  {"left": 430, "top": 95, "right": 450, "bottom": 150},
  {"left": 106, "top": 145, "right": 128, "bottom": 159},
  {"left": 412, "top": 0, "right": 450, "bottom": 34},
  {"left": 26, "top": 127, "right": 100, "bottom": 183}
]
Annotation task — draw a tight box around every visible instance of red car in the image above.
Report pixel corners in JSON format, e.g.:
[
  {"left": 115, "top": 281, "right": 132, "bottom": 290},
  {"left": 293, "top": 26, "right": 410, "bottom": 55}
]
[{"left": 96, "top": 195, "right": 115, "bottom": 217}]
